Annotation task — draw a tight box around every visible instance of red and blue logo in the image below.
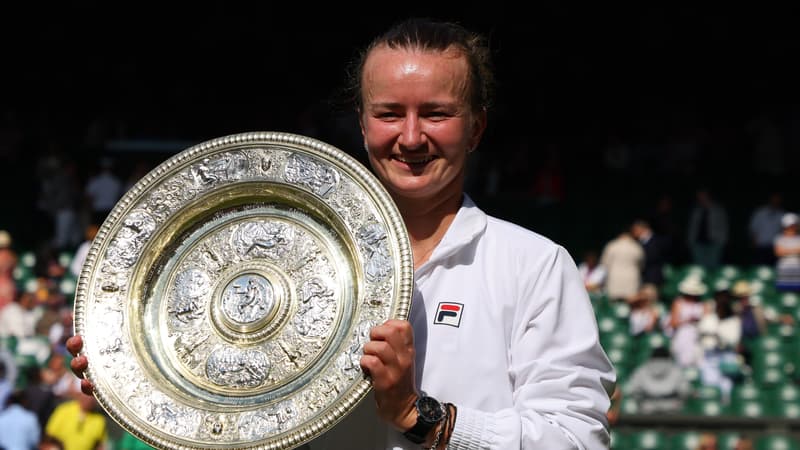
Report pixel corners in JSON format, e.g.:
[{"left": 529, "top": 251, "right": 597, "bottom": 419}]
[{"left": 434, "top": 302, "right": 463, "bottom": 327}]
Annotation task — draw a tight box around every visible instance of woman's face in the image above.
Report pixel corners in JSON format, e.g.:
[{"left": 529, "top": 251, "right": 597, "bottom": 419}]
[{"left": 359, "top": 46, "right": 486, "bottom": 202}]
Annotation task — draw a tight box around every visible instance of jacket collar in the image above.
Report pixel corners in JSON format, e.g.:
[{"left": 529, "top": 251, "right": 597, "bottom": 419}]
[{"left": 417, "top": 194, "right": 487, "bottom": 273}]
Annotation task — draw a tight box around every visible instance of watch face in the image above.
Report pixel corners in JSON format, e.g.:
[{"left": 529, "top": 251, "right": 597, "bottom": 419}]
[{"left": 418, "top": 396, "right": 445, "bottom": 422}]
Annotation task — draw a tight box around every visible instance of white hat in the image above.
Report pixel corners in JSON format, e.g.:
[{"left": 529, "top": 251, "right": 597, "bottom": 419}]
[
  {"left": 732, "top": 280, "right": 751, "bottom": 298},
  {"left": 783, "top": 213, "right": 799, "bottom": 228},
  {"left": 678, "top": 276, "right": 707, "bottom": 297}
]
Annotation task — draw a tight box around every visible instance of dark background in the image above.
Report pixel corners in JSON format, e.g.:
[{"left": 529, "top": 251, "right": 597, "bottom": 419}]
[{"left": 2, "top": 4, "right": 799, "bottom": 264}]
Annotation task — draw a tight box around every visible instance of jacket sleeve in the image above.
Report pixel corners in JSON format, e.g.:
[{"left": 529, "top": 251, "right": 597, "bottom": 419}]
[{"left": 448, "top": 246, "right": 617, "bottom": 449}]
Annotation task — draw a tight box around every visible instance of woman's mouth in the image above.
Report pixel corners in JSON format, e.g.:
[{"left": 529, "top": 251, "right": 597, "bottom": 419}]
[{"left": 393, "top": 155, "right": 437, "bottom": 166}]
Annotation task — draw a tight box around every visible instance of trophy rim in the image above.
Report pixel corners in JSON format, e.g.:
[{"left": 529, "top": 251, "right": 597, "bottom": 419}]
[{"left": 73, "top": 131, "right": 413, "bottom": 450}]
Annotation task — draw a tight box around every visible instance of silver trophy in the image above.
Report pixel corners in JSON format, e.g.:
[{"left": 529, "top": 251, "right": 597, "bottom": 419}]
[{"left": 73, "top": 132, "right": 413, "bottom": 449}]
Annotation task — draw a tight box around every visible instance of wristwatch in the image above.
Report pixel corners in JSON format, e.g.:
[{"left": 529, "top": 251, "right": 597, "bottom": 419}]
[{"left": 403, "top": 391, "right": 447, "bottom": 444}]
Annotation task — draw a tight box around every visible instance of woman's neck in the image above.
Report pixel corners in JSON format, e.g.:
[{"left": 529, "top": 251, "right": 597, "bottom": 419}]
[{"left": 394, "top": 189, "right": 463, "bottom": 269}]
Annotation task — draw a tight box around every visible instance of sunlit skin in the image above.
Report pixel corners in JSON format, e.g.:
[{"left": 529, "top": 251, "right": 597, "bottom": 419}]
[
  {"left": 358, "top": 45, "right": 486, "bottom": 437},
  {"left": 359, "top": 45, "right": 486, "bottom": 230}
]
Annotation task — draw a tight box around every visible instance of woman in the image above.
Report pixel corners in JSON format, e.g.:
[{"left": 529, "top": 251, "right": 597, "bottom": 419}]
[{"left": 68, "top": 18, "right": 615, "bottom": 449}]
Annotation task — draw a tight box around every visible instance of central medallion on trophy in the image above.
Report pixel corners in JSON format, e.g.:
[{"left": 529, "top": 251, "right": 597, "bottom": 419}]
[{"left": 221, "top": 274, "right": 275, "bottom": 326}]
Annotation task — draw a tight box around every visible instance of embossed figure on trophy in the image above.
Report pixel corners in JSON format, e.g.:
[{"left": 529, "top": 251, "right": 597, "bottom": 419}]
[
  {"left": 339, "top": 321, "right": 374, "bottom": 376},
  {"left": 234, "top": 278, "right": 265, "bottom": 318},
  {"left": 147, "top": 401, "right": 179, "bottom": 428},
  {"left": 191, "top": 151, "right": 249, "bottom": 186},
  {"left": 169, "top": 268, "right": 210, "bottom": 324},
  {"left": 278, "top": 340, "right": 301, "bottom": 368},
  {"left": 234, "top": 222, "right": 291, "bottom": 258},
  {"left": 175, "top": 329, "right": 211, "bottom": 368},
  {"left": 295, "top": 278, "right": 334, "bottom": 337},
  {"left": 357, "top": 223, "right": 392, "bottom": 282},
  {"left": 222, "top": 275, "right": 273, "bottom": 324},
  {"left": 284, "top": 154, "right": 340, "bottom": 197},
  {"left": 266, "top": 405, "right": 295, "bottom": 431},
  {"left": 107, "top": 210, "right": 156, "bottom": 269},
  {"left": 206, "top": 348, "right": 270, "bottom": 388}
]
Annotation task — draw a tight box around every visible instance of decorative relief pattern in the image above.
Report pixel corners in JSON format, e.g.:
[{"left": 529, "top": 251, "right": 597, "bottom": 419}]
[
  {"left": 76, "top": 136, "right": 411, "bottom": 450},
  {"left": 283, "top": 153, "right": 340, "bottom": 197},
  {"left": 357, "top": 223, "right": 393, "bottom": 282},
  {"left": 106, "top": 211, "right": 156, "bottom": 269},
  {"left": 232, "top": 222, "right": 294, "bottom": 260},
  {"left": 220, "top": 274, "right": 274, "bottom": 324},
  {"left": 294, "top": 277, "right": 336, "bottom": 337},
  {"left": 190, "top": 151, "right": 250, "bottom": 187},
  {"left": 205, "top": 347, "right": 271, "bottom": 388}
]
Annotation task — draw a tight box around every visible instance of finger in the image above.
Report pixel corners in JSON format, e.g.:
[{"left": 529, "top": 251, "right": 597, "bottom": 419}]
[
  {"left": 80, "top": 378, "right": 95, "bottom": 396},
  {"left": 70, "top": 355, "right": 88, "bottom": 377},
  {"left": 370, "top": 320, "right": 414, "bottom": 349},
  {"left": 66, "top": 335, "right": 84, "bottom": 356}
]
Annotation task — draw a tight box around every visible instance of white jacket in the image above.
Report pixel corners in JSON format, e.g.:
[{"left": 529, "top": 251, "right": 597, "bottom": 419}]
[{"left": 312, "top": 196, "right": 615, "bottom": 449}]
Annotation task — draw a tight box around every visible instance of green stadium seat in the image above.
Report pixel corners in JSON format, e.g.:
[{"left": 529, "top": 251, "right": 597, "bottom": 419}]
[
  {"left": 11, "top": 265, "right": 32, "bottom": 281},
  {"left": 773, "top": 400, "right": 800, "bottom": 419},
  {"left": 626, "top": 430, "right": 668, "bottom": 450},
  {"left": 60, "top": 275, "right": 78, "bottom": 297},
  {"left": 718, "top": 432, "right": 747, "bottom": 450},
  {"left": 22, "top": 277, "right": 39, "bottom": 294},
  {"left": 731, "top": 381, "right": 764, "bottom": 404},
  {"left": 729, "top": 397, "right": 768, "bottom": 418},
  {"left": 670, "top": 431, "right": 703, "bottom": 450},
  {"left": 57, "top": 251, "right": 73, "bottom": 268},
  {"left": 609, "top": 428, "right": 628, "bottom": 450},
  {"left": 749, "top": 265, "right": 776, "bottom": 282},
  {"left": 777, "top": 384, "right": 800, "bottom": 402},
  {"left": 601, "top": 330, "right": 634, "bottom": 351},
  {"left": 717, "top": 265, "right": 741, "bottom": 280},
  {"left": 0, "top": 335, "right": 17, "bottom": 353},
  {"left": 606, "top": 347, "right": 635, "bottom": 371},
  {"left": 18, "top": 250, "right": 36, "bottom": 269},
  {"left": 597, "top": 315, "right": 625, "bottom": 335},
  {"left": 684, "top": 397, "right": 725, "bottom": 417},
  {"left": 781, "top": 292, "right": 800, "bottom": 311},
  {"left": 755, "top": 435, "right": 800, "bottom": 450}
]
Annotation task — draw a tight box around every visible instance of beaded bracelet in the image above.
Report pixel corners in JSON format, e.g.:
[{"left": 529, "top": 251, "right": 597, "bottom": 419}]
[
  {"left": 425, "top": 403, "right": 449, "bottom": 449},
  {"left": 426, "top": 403, "right": 456, "bottom": 449}
]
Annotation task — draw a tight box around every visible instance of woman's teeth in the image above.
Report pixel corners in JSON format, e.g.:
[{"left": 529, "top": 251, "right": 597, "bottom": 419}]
[{"left": 396, "top": 155, "right": 435, "bottom": 164}]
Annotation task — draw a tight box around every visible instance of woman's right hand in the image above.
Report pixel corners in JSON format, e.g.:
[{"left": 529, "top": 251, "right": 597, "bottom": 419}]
[{"left": 65, "top": 335, "right": 95, "bottom": 396}]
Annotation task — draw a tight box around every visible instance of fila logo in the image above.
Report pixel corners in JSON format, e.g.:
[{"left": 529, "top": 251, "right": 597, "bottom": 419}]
[{"left": 434, "top": 302, "right": 463, "bottom": 327}]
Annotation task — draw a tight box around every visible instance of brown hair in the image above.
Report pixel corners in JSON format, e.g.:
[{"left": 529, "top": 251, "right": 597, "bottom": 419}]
[{"left": 344, "top": 18, "right": 496, "bottom": 114}]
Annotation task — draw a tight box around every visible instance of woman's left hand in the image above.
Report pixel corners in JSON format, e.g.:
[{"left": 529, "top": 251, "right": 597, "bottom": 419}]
[{"left": 360, "top": 319, "right": 419, "bottom": 432}]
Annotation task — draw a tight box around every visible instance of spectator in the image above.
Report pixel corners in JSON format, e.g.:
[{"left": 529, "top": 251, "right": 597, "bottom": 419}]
[
  {"left": 600, "top": 228, "right": 644, "bottom": 302},
  {"left": 70, "top": 224, "right": 99, "bottom": 279},
  {"left": 667, "top": 276, "right": 708, "bottom": 367},
  {"left": 631, "top": 218, "right": 669, "bottom": 288},
  {"left": 624, "top": 345, "right": 691, "bottom": 414},
  {"left": 0, "top": 229, "right": 17, "bottom": 311},
  {"left": 84, "top": 157, "right": 123, "bottom": 226},
  {"left": 0, "top": 387, "right": 41, "bottom": 450},
  {"left": 0, "top": 291, "right": 41, "bottom": 339},
  {"left": 697, "top": 433, "right": 718, "bottom": 450},
  {"left": 577, "top": 249, "right": 606, "bottom": 295},
  {"left": 748, "top": 192, "right": 785, "bottom": 266},
  {"left": 687, "top": 188, "right": 729, "bottom": 271},
  {"left": 45, "top": 395, "right": 107, "bottom": 450},
  {"left": 774, "top": 212, "right": 800, "bottom": 291},
  {"left": 627, "top": 283, "right": 660, "bottom": 336}
]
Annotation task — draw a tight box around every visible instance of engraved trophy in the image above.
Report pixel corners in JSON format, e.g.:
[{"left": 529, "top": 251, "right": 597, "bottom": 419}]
[{"left": 72, "top": 132, "right": 413, "bottom": 449}]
